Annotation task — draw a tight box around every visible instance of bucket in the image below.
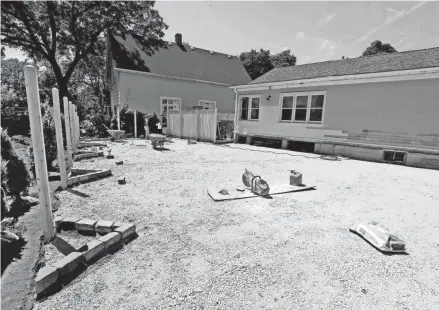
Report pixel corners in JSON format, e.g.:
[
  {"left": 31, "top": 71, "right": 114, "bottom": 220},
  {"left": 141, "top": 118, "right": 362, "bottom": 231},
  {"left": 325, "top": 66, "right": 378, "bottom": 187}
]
[{"left": 290, "top": 171, "right": 303, "bottom": 186}]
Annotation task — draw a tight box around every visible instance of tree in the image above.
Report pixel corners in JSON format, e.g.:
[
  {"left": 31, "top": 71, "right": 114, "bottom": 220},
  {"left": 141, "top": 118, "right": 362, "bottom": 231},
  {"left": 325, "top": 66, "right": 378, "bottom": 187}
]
[
  {"left": 270, "top": 49, "right": 297, "bottom": 68},
  {"left": 362, "top": 40, "right": 397, "bottom": 57},
  {"left": 1, "top": 1, "right": 168, "bottom": 110},
  {"left": 239, "top": 49, "right": 297, "bottom": 80},
  {"left": 239, "top": 49, "right": 273, "bottom": 80}
]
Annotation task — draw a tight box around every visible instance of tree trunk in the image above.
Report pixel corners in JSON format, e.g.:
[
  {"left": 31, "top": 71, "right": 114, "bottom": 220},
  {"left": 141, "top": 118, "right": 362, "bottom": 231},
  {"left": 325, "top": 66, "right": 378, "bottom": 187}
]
[{"left": 56, "top": 80, "right": 71, "bottom": 112}]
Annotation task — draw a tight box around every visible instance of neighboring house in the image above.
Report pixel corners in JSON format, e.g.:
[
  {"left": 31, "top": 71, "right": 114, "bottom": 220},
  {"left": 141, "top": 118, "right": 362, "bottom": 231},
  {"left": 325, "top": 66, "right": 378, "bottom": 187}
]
[
  {"left": 106, "top": 32, "right": 251, "bottom": 119},
  {"left": 231, "top": 47, "right": 439, "bottom": 169}
]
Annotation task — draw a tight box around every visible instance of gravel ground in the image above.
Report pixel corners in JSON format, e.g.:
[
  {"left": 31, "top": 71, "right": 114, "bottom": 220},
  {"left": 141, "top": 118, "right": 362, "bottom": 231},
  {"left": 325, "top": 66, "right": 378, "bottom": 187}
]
[{"left": 34, "top": 139, "right": 439, "bottom": 310}]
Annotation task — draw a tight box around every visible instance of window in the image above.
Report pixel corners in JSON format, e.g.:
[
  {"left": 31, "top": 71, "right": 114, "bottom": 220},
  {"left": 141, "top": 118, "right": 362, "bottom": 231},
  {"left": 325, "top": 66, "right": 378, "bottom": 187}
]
[
  {"left": 198, "top": 100, "right": 216, "bottom": 110},
  {"left": 161, "top": 97, "right": 181, "bottom": 115},
  {"left": 279, "top": 91, "right": 326, "bottom": 124},
  {"left": 239, "top": 95, "right": 260, "bottom": 121}
]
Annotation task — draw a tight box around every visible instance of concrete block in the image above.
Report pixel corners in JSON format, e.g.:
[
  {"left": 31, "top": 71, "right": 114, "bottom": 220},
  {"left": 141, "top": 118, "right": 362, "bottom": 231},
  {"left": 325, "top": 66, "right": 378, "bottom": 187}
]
[
  {"left": 75, "top": 219, "right": 97, "bottom": 232},
  {"left": 246, "top": 136, "right": 253, "bottom": 145},
  {"left": 52, "top": 235, "right": 77, "bottom": 255},
  {"left": 60, "top": 218, "right": 80, "bottom": 230},
  {"left": 112, "top": 222, "right": 125, "bottom": 230},
  {"left": 79, "top": 174, "right": 89, "bottom": 182},
  {"left": 118, "top": 177, "right": 126, "bottom": 185},
  {"left": 281, "top": 139, "right": 289, "bottom": 149},
  {"left": 99, "top": 232, "right": 122, "bottom": 251},
  {"left": 116, "top": 160, "right": 124, "bottom": 165},
  {"left": 114, "top": 223, "right": 136, "bottom": 240},
  {"left": 54, "top": 217, "right": 63, "bottom": 230},
  {"left": 54, "top": 252, "right": 84, "bottom": 278},
  {"left": 35, "top": 265, "right": 59, "bottom": 295},
  {"left": 82, "top": 239, "right": 105, "bottom": 263},
  {"left": 107, "top": 155, "right": 114, "bottom": 159},
  {"left": 95, "top": 220, "right": 114, "bottom": 234}
]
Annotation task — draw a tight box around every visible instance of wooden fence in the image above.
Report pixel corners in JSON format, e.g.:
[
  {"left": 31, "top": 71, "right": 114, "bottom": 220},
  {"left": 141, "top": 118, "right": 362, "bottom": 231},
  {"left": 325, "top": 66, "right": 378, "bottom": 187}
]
[{"left": 167, "top": 109, "right": 234, "bottom": 143}]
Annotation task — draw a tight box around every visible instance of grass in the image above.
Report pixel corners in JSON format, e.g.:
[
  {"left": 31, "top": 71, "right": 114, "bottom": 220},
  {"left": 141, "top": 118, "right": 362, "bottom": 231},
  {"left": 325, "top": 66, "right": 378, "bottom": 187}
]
[{"left": 35, "top": 139, "right": 439, "bottom": 310}]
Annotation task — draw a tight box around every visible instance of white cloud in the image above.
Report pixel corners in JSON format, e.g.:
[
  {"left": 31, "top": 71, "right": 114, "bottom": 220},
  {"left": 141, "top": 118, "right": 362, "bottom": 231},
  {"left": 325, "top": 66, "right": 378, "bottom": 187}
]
[
  {"left": 356, "top": 1, "right": 427, "bottom": 42},
  {"left": 314, "top": 12, "right": 336, "bottom": 28},
  {"left": 317, "top": 39, "right": 336, "bottom": 52},
  {"left": 295, "top": 32, "right": 305, "bottom": 40}
]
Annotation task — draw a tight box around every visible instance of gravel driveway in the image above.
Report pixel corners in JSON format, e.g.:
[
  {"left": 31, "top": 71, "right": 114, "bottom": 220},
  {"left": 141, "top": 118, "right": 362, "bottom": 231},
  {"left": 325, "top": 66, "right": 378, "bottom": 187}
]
[{"left": 35, "top": 139, "right": 439, "bottom": 310}]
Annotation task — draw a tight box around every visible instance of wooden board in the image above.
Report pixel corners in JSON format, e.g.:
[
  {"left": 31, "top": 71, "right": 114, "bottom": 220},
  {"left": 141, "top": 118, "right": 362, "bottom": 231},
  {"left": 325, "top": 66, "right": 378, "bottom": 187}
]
[{"left": 208, "top": 184, "right": 316, "bottom": 201}]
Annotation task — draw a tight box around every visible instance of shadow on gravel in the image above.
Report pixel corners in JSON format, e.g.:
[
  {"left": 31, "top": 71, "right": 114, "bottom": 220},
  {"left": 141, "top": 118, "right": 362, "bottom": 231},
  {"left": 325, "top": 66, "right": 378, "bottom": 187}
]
[{"left": 1, "top": 237, "right": 27, "bottom": 275}]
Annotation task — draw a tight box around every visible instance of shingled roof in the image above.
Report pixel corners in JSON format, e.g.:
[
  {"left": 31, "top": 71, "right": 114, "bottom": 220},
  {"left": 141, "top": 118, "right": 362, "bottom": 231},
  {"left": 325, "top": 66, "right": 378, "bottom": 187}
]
[
  {"left": 250, "top": 47, "right": 439, "bottom": 85},
  {"left": 110, "top": 33, "right": 251, "bottom": 86}
]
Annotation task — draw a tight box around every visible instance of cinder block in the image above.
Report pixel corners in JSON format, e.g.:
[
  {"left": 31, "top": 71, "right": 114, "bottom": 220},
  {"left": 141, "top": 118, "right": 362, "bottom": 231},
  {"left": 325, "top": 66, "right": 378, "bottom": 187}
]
[
  {"left": 52, "top": 235, "right": 77, "bottom": 255},
  {"left": 116, "top": 161, "right": 124, "bottom": 165},
  {"left": 114, "top": 223, "right": 136, "bottom": 240},
  {"left": 54, "top": 217, "right": 63, "bottom": 230},
  {"left": 95, "top": 220, "right": 114, "bottom": 234},
  {"left": 75, "top": 219, "right": 97, "bottom": 232},
  {"left": 107, "top": 155, "right": 114, "bottom": 159},
  {"left": 54, "top": 252, "right": 84, "bottom": 278},
  {"left": 246, "top": 136, "right": 253, "bottom": 145},
  {"left": 99, "top": 232, "right": 122, "bottom": 252},
  {"left": 112, "top": 222, "right": 125, "bottom": 230},
  {"left": 79, "top": 174, "right": 89, "bottom": 182},
  {"left": 35, "top": 265, "right": 59, "bottom": 296},
  {"left": 118, "top": 177, "right": 126, "bottom": 185},
  {"left": 82, "top": 239, "right": 105, "bottom": 263},
  {"left": 60, "top": 218, "right": 80, "bottom": 230}
]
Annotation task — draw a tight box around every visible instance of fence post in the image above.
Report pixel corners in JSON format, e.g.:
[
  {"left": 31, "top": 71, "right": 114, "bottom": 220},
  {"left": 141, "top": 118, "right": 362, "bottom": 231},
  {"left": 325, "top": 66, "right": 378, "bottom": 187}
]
[
  {"left": 75, "top": 106, "right": 80, "bottom": 143},
  {"left": 134, "top": 110, "right": 137, "bottom": 138},
  {"left": 52, "top": 88, "right": 67, "bottom": 189},
  {"left": 117, "top": 91, "right": 121, "bottom": 130},
  {"left": 179, "top": 108, "right": 183, "bottom": 139},
  {"left": 24, "top": 65, "right": 55, "bottom": 243},
  {"left": 63, "top": 97, "right": 73, "bottom": 168},
  {"left": 196, "top": 108, "right": 200, "bottom": 141},
  {"left": 213, "top": 108, "right": 217, "bottom": 144},
  {"left": 68, "top": 101, "right": 76, "bottom": 153}
]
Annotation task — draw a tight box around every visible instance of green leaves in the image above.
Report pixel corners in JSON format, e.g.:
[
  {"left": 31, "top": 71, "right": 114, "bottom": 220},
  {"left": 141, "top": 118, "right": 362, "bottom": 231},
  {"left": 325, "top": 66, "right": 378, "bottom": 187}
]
[{"left": 362, "top": 40, "right": 397, "bottom": 57}]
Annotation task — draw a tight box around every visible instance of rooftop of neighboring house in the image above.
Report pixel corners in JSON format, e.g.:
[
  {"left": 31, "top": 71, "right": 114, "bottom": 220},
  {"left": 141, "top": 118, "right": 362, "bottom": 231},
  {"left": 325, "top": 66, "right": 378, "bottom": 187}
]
[
  {"left": 250, "top": 47, "right": 439, "bottom": 85},
  {"left": 110, "top": 32, "right": 251, "bottom": 86}
]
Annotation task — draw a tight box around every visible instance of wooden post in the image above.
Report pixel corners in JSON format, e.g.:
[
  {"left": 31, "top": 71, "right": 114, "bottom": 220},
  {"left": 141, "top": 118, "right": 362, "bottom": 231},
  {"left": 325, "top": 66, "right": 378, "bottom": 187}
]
[
  {"left": 134, "top": 110, "right": 137, "bottom": 138},
  {"left": 75, "top": 106, "right": 80, "bottom": 143},
  {"left": 24, "top": 65, "right": 55, "bottom": 243},
  {"left": 68, "top": 101, "right": 76, "bottom": 152},
  {"left": 63, "top": 97, "right": 73, "bottom": 168},
  {"left": 179, "top": 108, "right": 183, "bottom": 139},
  {"left": 213, "top": 108, "right": 218, "bottom": 144},
  {"left": 117, "top": 91, "right": 121, "bottom": 130},
  {"left": 52, "top": 88, "right": 67, "bottom": 189},
  {"left": 196, "top": 108, "right": 200, "bottom": 141}
]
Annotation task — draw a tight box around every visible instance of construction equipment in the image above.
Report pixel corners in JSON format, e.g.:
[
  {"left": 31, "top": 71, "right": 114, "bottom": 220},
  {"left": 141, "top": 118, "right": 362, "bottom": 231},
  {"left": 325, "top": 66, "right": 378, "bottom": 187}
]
[
  {"left": 242, "top": 169, "right": 270, "bottom": 196},
  {"left": 349, "top": 221, "right": 407, "bottom": 253}
]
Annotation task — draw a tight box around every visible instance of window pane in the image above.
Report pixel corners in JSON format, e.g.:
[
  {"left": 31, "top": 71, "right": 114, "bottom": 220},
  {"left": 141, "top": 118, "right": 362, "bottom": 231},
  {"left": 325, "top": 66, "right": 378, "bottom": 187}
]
[
  {"left": 311, "top": 95, "right": 324, "bottom": 108},
  {"left": 241, "top": 109, "right": 248, "bottom": 120},
  {"left": 281, "top": 109, "right": 292, "bottom": 121},
  {"left": 282, "top": 96, "right": 294, "bottom": 108},
  {"left": 251, "top": 109, "right": 259, "bottom": 120},
  {"left": 162, "top": 99, "right": 167, "bottom": 105},
  {"left": 294, "top": 109, "right": 307, "bottom": 121},
  {"left": 251, "top": 97, "right": 260, "bottom": 108},
  {"left": 296, "top": 96, "right": 308, "bottom": 108},
  {"left": 309, "top": 108, "right": 323, "bottom": 122},
  {"left": 241, "top": 97, "right": 249, "bottom": 109}
]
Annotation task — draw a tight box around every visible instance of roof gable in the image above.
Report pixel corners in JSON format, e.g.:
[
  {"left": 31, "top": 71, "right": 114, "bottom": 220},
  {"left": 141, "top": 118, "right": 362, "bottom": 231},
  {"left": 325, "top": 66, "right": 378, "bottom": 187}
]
[
  {"left": 251, "top": 47, "right": 439, "bottom": 85},
  {"left": 111, "top": 33, "right": 251, "bottom": 86}
]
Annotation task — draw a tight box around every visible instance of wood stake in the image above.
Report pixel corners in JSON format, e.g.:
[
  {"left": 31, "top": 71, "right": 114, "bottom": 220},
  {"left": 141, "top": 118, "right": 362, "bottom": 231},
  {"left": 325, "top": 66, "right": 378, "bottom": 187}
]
[
  {"left": 63, "top": 97, "right": 73, "bottom": 168},
  {"left": 69, "top": 101, "right": 76, "bottom": 152},
  {"left": 52, "top": 88, "right": 67, "bottom": 189},
  {"left": 24, "top": 65, "right": 55, "bottom": 243},
  {"left": 134, "top": 110, "right": 137, "bottom": 138}
]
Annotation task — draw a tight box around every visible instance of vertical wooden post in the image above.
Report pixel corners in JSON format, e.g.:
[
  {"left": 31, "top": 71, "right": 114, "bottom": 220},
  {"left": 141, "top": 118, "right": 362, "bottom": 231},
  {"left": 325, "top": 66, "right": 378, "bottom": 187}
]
[
  {"left": 75, "top": 106, "right": 80, "bottom": 143},
  {"left": 52, "top": 88, "right": 67, "bottom": 189},
  {"left": 117, "top": 91, "right": 121, "bottom": 130},
  {"left": 68, "top": 101, "right": 76, "bottom": 153},
  {"left": 179, "top": 108, "right": 183, "bottom": 139},
  {"left": 63, "top": 97, "right": 73, "bottom": 168},
  {"left": 196, "top": 108, "right": 200, "bottom": 141},
  {"left": 213, "top": 108, "right": 218, "bottom": 144},
  {"left": 134, "top": 110, "right": 137, "bottom": 138},
  {"left": 24, "top": 65, "right": 55, "bottom": 243}
]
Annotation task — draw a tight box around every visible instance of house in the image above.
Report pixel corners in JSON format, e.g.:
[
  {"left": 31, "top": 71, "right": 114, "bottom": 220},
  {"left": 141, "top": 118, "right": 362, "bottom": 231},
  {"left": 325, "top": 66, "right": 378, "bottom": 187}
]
[
  {"left": 231, "top": 47, "right": 439, "bottom": 170},
  {"left": 106, "top": 32, "right": 251, "bottom": 123}
]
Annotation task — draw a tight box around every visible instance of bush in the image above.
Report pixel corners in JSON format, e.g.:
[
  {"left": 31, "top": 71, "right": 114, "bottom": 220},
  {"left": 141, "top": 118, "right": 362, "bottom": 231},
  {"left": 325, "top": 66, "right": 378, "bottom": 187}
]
[{"left": 1, "top": 128, "right": 31, "bottom": 219}]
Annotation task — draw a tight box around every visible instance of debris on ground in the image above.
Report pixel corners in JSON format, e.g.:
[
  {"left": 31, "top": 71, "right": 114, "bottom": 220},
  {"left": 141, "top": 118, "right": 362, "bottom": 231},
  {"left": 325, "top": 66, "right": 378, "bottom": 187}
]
[
  {"left": 118, "top": 177, "right": 126, "bottom": 185},
  {"left": 219, "top": 189, "right": 229, "bottom": 195},
  {"left": 116, "top": 161, "right": 123, "bottom": 165}
]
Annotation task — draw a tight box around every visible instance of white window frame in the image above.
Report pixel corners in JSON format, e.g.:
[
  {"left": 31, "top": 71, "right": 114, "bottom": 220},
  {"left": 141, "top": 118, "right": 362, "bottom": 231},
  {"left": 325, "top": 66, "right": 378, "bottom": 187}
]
[
  {"left": 239, "top": 95, "right": 261, "bottom": 121},
  {"left": 160, "top": 96, "right": 181, "bottom": 119},
  {"left": 278, "top": 91, "right": 326, "bottom": 125},
  {"left": 198, "top": 100, "right": 217, "bottom": 110}
]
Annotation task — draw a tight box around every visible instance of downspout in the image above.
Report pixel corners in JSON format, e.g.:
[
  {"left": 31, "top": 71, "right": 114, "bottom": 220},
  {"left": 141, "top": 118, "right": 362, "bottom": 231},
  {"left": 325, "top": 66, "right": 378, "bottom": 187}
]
[{"left": 233, "top": 88, "right": 239, "bottom": 143}]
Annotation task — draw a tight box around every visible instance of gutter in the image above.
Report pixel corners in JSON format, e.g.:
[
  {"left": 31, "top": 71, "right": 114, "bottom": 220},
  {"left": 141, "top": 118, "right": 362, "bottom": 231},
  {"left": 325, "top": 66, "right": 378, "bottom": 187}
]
[
  {"left": 233, "top": 88, "right": 239, "bottom": 141},
  {"left": 229, "top": 67, "right": 439, "bottom": 92}
]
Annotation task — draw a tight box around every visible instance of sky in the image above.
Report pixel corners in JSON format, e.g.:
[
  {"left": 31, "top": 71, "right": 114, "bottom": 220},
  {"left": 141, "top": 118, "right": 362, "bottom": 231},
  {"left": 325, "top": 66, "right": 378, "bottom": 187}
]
[{"left": 3, "top": 0, "right": 439, "bottom": 64}]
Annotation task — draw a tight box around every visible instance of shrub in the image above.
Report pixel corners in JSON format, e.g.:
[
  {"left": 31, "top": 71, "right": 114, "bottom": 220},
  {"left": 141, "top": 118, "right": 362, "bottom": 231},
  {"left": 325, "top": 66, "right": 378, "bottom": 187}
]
[{"left": 1, "top": 128, "right": 31, "bottom": 219}]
